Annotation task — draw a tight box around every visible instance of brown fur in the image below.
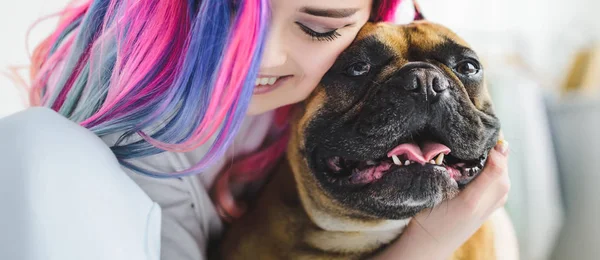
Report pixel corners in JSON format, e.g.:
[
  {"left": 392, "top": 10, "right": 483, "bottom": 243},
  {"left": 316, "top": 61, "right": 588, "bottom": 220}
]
[{"left": 218, "top": 21, "right": 497, "bottom": 259}]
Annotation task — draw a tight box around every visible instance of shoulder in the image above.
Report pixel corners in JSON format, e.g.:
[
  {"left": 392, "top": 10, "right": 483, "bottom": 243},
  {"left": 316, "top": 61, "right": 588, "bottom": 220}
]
[
  {"left": 0, "top": 107, "right": 116, "bottom": 165},
  {"left": 0, "top": 108, "right": 162, "bottom": 260}
]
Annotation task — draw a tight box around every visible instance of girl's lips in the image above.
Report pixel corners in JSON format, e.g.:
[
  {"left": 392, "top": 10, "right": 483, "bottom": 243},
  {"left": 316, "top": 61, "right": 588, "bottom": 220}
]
[{"left": 253, "top": 75, "right": 293, "bottom": 95}]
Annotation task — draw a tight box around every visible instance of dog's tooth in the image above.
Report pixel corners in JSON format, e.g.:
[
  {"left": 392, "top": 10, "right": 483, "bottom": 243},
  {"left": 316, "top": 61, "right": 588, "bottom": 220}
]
[
  {"left": 327, "top": 157, "right": 342, "bottom": 172},
  {"left": 464, "top": 168, "right": 475, "bottom": 177},
  {"left": 435, "top": 153, "right": 444, "bottom": 165},
  {"left": 366, "top": 160, "right": 377, "bottom": 166},
  {"left": 391, "top": 155, "right": 402, "bottom": 165},
  {"left": 429, "top": 160, "right": 435, "bottom": 164},
  {"left": 404, "top": 160, "right": 411, "bottom": 166}
]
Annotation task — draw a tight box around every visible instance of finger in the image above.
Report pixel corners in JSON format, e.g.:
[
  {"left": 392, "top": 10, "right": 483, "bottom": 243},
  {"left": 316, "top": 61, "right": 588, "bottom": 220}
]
[{"left": 458, "top": 142, "right": 509, "bottom": 204}]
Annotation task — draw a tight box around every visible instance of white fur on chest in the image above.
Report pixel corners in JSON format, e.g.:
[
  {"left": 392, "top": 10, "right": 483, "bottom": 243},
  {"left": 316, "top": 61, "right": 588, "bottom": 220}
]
[
  {"left": 305, "top": 207, "right": 411, "bottom": 253},
  {"left": 304, "top": 225, "right": 408, "bottom": 254}
]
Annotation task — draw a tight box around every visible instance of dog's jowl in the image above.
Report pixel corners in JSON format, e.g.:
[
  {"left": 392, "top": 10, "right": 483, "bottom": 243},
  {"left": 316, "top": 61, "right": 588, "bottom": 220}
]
[{"left": 218, "top": 21, "right": 502, "bottom": 260}]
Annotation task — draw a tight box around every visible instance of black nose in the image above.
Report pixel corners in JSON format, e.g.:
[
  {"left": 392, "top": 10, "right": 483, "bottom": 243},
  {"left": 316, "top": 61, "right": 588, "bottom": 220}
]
[{"left": 402, "top": 67, "right": 449, "bottom": 102}]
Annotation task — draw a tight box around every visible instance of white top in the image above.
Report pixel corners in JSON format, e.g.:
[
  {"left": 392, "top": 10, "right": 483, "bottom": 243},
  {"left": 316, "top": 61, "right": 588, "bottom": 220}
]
[
  {"left": 0, "top": 107, "right": 162, "bottom": 260},
  {"left": 102, "top": 111, "right": 275, "bottom": 260}
]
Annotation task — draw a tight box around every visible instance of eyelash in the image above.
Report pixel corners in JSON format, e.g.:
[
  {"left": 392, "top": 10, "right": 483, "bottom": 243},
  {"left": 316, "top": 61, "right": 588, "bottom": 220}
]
[{"left": 295, "top": 22, "right": 341, "bottom": 42}]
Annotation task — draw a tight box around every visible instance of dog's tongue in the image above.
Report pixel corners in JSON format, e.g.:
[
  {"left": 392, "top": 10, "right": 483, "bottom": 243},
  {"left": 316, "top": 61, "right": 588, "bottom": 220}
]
[{"left": 387, "top": 141, "right": 451, "bottom": 165}]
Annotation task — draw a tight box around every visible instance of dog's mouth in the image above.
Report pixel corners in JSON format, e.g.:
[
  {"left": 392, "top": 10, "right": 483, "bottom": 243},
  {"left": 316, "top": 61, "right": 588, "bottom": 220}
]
[{"left": 317, "top": 131, "right": 488, "bottom": 189}]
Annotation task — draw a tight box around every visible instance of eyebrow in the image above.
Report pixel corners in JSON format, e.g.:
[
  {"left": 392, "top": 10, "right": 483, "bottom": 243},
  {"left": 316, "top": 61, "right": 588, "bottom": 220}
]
[{"left": 299, "top": 7, "right": 360, "bottom": 18}]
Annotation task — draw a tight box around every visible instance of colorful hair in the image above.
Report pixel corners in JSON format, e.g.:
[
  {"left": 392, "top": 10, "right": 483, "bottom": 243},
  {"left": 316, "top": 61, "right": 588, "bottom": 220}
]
[
  {"left": 372, "top": 0, "right": 403, "bottom": 22},
  {"left": 30, "top": 0, "right": 269, "bottom": 177},
  {"left": 29, "top": 0, "right": 402, "bottom": 220}
]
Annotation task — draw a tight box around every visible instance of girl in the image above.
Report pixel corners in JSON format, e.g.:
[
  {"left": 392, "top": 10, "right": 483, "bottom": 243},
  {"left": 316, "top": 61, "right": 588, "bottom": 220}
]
[{"left": 28, "top": 0, "right": 512, "bottom": 259}]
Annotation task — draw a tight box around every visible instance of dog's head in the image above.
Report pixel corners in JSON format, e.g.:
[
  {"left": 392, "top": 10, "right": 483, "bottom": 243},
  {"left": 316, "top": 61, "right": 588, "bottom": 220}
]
[{"left": 287, "top": 21, "right": 501, "bottom": 229}]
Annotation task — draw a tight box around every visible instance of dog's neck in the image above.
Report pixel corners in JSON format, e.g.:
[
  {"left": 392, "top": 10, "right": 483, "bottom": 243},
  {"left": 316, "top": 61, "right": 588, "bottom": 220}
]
[
  {"left": 290, "top": 164, "right": 411, "bottom": 253},
  {"left": 302, "top": 195, "right": 411, "bottom": 232},
  {"left": 283, "top": 126, "right": 411, "bottom": 254},
  {"left": 297, "top": 188, "right": 411, "bottom": 253}
]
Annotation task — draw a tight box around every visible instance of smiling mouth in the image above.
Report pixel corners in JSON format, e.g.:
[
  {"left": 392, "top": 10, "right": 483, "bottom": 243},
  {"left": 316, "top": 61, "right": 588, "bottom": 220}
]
[
  {"left": 253, "top": 75, "right": 293, "bottom": 95},
  {"left": 317, "top": 131, "right": 488, "bottom": 188}
]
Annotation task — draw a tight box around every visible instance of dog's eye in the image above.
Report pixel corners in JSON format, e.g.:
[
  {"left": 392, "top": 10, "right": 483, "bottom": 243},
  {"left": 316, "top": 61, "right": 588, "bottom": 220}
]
[
  {"left": 455, "top": 60, "right": 481, "bottom": 76},
  {"left": 345, "top": 62, "right": 371, "bottom": 77}
]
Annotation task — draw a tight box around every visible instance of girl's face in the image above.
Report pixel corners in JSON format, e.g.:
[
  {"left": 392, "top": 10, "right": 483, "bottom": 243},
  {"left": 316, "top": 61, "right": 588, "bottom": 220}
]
[{"left": 247, "top": 0, "right": 373, "bottom": 115}]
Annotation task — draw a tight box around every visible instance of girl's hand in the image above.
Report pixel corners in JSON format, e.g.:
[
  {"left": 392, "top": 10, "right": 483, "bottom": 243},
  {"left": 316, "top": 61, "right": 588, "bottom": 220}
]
[{"left": 373, "top": 140, "right": 510, "bottom": 260}]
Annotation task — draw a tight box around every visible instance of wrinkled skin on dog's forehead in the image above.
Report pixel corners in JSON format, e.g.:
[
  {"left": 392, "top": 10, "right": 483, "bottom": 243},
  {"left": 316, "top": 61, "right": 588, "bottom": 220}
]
[
  {"left": 325, "top": 21, "right": 493, "bottom": 115},
  {"left": 288, "top": 21, "right": 500, "bottom": 223}
]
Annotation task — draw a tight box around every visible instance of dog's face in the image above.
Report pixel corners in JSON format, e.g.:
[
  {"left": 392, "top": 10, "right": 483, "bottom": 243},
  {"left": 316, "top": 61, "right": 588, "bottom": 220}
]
[{"left": 288, "top": 21, "right": 501, "bottom": 223}]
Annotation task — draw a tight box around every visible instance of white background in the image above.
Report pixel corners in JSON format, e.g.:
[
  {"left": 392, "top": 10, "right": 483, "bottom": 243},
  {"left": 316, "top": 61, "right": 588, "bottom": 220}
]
[{"left": 0, "top": 0, "right": 72, "bottom": 117}]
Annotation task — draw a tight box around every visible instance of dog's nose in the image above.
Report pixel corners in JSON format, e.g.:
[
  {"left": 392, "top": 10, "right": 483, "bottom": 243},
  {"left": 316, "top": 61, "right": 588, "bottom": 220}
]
[{"left": 403, "top": 67, "right": 449, "bottom": 102}]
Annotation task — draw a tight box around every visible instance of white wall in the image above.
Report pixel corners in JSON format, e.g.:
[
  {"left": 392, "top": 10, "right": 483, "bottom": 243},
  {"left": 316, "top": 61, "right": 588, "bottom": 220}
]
[
  {"left": 0, "top": 0, "right": 71, "bottom": 118},
  {"left": 416, "top": 0, "right": 600, "bottom": 88}
]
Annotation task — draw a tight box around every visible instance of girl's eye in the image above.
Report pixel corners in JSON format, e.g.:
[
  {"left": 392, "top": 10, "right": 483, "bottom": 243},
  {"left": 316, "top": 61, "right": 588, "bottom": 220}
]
[{"left": 295, "top": 22, "right": 341, "bottom": 42}]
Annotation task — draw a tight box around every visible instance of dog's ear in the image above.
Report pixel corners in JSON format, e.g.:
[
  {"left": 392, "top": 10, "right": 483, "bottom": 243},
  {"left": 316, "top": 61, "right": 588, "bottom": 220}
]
[{"left": 413, "top": 0, "right": 425, "bottom": 21}]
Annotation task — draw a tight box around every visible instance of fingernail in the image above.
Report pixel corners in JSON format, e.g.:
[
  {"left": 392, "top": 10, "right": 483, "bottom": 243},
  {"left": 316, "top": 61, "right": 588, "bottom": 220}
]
[{"left": 495, "top": 139, "right": 509, "bottom": 155}]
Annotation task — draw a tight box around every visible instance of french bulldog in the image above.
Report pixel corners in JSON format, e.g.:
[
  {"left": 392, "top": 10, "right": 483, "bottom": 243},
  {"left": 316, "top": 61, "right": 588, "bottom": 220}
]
[{"left": 218, "top": 20, "right": 503, "bottom": 260}]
